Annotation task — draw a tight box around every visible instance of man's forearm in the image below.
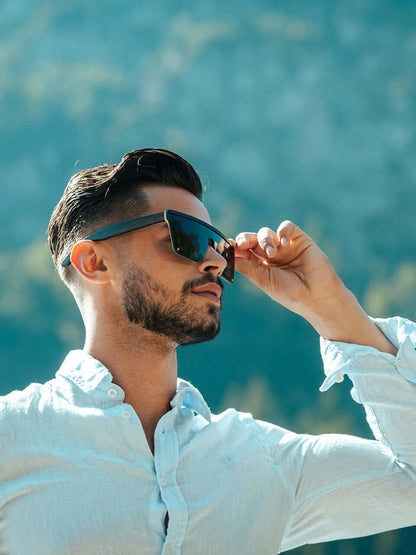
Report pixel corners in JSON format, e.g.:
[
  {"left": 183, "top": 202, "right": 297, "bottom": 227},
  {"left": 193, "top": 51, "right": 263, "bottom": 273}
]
[{"left": 304, "top": 284, "right": 398, "bottom": 356}]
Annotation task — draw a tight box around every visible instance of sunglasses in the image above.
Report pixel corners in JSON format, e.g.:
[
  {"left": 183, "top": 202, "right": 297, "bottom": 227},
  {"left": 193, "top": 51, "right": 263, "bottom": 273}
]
[{"left": 61, "top": 209, "right": 235, "bottom": 283}]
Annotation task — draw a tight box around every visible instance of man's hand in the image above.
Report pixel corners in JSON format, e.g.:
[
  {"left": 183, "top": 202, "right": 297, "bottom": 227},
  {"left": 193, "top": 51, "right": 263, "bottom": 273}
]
[
  {"left": 231, "top": 221, "right": 397, "bottom": 355},
  {"left": 232, "top": 221, "right": 340, "bottom": 318}
]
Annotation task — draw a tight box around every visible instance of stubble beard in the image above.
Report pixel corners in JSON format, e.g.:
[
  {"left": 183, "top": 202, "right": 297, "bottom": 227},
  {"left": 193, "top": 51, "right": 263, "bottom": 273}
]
[{"left": 121, "top": 264, "right": 223, "bottom": 346}]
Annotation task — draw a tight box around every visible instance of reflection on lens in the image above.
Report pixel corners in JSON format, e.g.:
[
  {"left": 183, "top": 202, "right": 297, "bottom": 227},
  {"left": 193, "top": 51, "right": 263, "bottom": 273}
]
[
  {"left": 169, "top": 216, "right": 204, "bottom": 261},
  {"left": 167, "top": 211, "right": 234, "bottom": 283}
]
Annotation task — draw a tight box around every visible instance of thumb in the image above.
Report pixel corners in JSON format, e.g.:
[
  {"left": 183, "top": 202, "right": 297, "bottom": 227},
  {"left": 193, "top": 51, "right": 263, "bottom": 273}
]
[{"left": 234, "top": 253, "right": 269, "bottom": 287}]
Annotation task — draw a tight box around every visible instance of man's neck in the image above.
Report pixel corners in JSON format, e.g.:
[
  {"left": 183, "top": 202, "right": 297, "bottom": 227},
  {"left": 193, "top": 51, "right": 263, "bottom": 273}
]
[{"left": 84, "top": 327, "right": 178, "bottom": 454}]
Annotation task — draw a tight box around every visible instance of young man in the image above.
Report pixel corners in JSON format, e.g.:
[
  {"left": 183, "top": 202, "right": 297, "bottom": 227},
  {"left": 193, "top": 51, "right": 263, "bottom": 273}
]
[{"left": 1, "top": 148, "right": 415, "bottom": 554}]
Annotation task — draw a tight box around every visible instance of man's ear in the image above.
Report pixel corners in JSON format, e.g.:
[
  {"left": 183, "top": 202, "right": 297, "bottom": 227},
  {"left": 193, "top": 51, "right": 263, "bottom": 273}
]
[{"left": 70, "top": 240, "right": 112, "bottom": 284}]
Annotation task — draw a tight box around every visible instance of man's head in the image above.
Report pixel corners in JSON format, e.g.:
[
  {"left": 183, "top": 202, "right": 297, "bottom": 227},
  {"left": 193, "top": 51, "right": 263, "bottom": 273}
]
[
  {"left": 49, "top": 148, "right": 204, "bottom": 282},
  {"left": 48, "top": 148, "right": 230, "bottom": 346}
]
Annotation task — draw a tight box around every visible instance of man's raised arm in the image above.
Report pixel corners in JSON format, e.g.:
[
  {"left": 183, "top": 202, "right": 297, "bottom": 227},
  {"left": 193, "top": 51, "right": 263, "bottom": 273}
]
[{"left": 231, "top": 221, "right": 416, "bottom": 549}]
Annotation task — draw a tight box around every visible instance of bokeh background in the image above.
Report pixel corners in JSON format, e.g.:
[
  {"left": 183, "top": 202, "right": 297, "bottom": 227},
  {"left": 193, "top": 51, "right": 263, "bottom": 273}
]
[{"left": 1, "top": 1, "right": 416, "bottom": 553}]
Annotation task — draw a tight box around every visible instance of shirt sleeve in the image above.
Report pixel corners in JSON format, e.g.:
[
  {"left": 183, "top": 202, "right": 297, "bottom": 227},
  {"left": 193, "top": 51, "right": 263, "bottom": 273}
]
[{"left": 279, "top": 316, "right": 416, "bottom": 552}]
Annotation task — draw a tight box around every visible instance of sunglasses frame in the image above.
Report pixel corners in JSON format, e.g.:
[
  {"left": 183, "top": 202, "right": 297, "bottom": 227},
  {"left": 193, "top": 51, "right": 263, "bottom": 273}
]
[{"left": 61, "top": 209, "right": 234, "bottom": 283}]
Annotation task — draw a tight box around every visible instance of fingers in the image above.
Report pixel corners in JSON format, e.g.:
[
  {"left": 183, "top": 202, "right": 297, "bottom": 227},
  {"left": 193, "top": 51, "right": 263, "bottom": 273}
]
[
  {"left": 235, "top": 229, "right": 277, "bottom": 256},
  {"left": 276, "top": 220, "right": 295, "bottom": 247},
  {"left": 234, "top": 221, "right": 295, "bottom": 261},
  {"left": 257, "top": 227, "right": 279, "bottom": 256}
]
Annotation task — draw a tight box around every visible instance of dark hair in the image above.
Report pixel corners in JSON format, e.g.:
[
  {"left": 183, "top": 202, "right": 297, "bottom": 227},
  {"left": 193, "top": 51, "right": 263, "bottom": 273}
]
[{"left": 48, "top": 148, "right": 203, "bottom": 283}]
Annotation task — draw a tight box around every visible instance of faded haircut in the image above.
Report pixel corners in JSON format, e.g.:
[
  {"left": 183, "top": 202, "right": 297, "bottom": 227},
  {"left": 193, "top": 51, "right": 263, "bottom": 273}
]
[{"left": 48, "top": 148, "right": 203, "bottom": 284}]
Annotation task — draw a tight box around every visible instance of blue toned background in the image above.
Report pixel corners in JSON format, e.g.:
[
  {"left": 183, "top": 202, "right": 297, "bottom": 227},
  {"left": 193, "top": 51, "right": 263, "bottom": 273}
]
[{"left": 1, "top": 1, "right": 415, "bottom": 553}]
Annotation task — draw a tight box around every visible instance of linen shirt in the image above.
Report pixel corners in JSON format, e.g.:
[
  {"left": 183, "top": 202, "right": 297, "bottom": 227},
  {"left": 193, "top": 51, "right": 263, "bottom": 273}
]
[{"left": 1, "top": 316, "right": 416, "bottom": 554}]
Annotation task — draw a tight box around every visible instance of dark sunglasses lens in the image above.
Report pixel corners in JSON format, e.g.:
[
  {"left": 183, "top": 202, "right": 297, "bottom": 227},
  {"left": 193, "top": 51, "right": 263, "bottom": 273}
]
[
  {"left": 168, "top": 214, "right": 234, "bottom": 282},
  {"left": 169, "top": 215, "right": 206, "bottom": 260}
]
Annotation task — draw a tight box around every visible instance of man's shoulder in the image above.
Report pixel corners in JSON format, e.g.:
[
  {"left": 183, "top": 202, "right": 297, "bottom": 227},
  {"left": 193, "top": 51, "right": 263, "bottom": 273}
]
[
  {"left": 210, "top": 407, "right": 307, "bottom": 459},
  {"left": 211, "top": 407, "right": 292, "bottom": 446},
  {"left": 0, "top": 379, "right": 54, "bottom": 417}
]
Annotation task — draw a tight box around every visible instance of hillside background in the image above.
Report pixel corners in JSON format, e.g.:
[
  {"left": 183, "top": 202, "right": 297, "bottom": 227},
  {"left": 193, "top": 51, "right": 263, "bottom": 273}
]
[{"left": 1, "top": 1, "right": 416, "bottom": 553}]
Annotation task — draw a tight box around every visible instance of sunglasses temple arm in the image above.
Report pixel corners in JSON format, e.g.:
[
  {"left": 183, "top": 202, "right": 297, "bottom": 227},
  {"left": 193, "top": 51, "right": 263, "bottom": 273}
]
[
  {"left": 61, "top": 212, "right": 166, "bottom": 267},
  {"left": 85, "top": 213, "right": 165, "bottom": 241}
]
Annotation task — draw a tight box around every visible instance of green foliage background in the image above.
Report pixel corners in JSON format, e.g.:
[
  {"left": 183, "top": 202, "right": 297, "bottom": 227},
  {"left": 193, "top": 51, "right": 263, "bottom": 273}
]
[{"left": 1, "top": 1, "right": 415, "bottom": 552}]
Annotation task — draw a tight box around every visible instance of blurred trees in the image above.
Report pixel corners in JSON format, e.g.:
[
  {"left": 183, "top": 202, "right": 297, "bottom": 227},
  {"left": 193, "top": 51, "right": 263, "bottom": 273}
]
[
  {"left": 0, "top": 241, "right": 82, "bottom": 392},
  {"left": 1, "top": 0, "right": 415, "bottom": 552}
]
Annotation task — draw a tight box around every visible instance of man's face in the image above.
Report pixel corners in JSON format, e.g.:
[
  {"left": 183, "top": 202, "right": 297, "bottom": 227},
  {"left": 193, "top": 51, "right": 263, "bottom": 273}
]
[{"left": 113, "top": 185, "right": 228, "bottom": 346}]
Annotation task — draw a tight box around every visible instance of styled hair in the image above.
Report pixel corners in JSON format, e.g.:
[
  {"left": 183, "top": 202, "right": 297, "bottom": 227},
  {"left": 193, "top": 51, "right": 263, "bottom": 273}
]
[{"left": 48, "top": 148, "right": 203, "bottom": 284}]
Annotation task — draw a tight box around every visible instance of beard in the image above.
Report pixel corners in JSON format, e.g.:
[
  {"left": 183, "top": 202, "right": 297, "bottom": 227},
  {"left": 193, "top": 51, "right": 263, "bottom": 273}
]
[{"left": 121, "top": 263, "right": 223, "bottom": 346}]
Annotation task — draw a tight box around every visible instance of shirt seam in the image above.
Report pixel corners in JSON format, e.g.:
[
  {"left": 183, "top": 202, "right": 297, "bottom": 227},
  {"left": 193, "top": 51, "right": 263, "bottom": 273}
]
[{"left": 245, "top": 417, "right": 297, "bottom": 498}]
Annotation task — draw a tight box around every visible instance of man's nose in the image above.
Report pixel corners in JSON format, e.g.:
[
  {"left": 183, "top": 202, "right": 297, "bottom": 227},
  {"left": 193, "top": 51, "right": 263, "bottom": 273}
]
[{"left": 198, "top": 246, "right": 227, "bottom": 278}]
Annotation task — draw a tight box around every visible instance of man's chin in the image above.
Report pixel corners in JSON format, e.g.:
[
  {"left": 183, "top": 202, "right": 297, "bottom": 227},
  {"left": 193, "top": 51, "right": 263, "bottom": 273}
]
[
  {"left": 177, "top": 321, "right": 221, "bottom": 346},
  {"left": 121, "top": 268, "right": 222, "bottom": 345}
]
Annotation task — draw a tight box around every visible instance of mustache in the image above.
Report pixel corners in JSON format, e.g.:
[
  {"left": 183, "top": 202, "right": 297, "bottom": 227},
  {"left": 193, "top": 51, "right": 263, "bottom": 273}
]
[{"left": 182, "top": 274, "right": 225, "bottom": 296}]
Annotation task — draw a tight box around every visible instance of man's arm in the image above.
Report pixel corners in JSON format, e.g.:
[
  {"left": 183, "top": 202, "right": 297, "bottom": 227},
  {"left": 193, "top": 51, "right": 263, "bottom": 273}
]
[
  {"left": 279, "top": 316, "right": 416, "bottom": 551},
  {"left": 232, "top": 222, "right": 416, "bottom": 549}
]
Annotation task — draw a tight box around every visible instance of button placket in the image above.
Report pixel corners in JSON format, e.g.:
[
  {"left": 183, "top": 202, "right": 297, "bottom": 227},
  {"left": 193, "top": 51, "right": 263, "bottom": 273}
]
[
  {"left": 153, "top": 411, "right": 188, "bottom": 550},
  {"left": 156, "top": 426, "right": 172, "bottom": 490}
]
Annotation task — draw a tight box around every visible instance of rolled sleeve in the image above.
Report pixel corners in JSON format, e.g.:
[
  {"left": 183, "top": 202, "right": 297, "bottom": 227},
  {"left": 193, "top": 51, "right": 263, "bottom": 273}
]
[
  {"left": 319, "top": 316, "right": 416, "bottom": 461},
  {"left": 319, "top": 316, "right": 416, "bottom": 393}
]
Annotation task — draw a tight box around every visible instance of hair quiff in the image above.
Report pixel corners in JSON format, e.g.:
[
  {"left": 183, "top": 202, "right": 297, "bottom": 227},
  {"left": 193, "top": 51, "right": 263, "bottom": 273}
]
[{"left": 48, "top": 148, "right": 203, "bottom": 284}]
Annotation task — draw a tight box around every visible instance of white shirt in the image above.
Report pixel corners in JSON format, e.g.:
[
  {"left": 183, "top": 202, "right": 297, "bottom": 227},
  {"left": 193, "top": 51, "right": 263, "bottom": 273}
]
[{"left": 1, "top": 316, "right": 416, "bottom": 554}]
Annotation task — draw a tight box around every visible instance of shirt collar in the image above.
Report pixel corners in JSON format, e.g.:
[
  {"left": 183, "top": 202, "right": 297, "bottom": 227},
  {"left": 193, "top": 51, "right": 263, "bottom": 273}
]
[
  {"left": 172, "top": 378, "right": 212, "bottom": 422},
  {"left": 56, "top": 350, "right": 211, "bottom": 422}
]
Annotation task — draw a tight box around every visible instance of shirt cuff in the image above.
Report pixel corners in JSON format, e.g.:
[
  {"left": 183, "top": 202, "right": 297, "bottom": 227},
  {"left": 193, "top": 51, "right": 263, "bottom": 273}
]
[{"left": 319, "top": 316, "right": 416, "bottom": 393}]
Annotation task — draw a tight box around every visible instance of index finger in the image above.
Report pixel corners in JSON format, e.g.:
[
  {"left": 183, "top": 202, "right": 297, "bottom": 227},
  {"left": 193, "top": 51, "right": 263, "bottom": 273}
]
[{"left": 234, "top": 232, "right": 259, "bottom": 251}]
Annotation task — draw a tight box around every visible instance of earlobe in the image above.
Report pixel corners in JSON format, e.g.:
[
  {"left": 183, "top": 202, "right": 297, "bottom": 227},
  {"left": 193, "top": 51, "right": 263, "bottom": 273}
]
[{"left": 70, "top": 241, "right": 110, "bottom": 284}]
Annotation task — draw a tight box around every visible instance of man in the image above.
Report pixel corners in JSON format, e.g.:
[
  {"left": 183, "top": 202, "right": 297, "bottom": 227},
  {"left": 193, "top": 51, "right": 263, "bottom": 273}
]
[{"left": 1, "top": 148, "right": 415, "bottom": 554}]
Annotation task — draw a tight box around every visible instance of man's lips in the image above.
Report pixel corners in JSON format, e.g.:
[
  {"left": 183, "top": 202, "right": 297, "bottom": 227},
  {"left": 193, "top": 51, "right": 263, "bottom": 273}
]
[{"left": 191, "top": 283, "right": 222, "bottom": 304}]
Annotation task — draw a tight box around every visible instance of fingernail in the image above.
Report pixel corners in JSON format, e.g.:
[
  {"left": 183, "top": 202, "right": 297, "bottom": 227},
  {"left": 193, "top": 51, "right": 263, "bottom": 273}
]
[
  {"left": 281, "top": 237, "right": 288, "bottom": 246},
  {"left": 265, "top": 245, "right": 275, "bottom": 257}
]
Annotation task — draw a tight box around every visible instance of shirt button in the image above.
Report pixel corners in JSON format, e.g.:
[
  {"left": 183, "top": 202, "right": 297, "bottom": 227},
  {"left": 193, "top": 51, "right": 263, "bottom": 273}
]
[
  {"left": 334, "top": 374, "right": 344, "bottom": 383},
  {"left": 397, "top": 359, "right": 404, "bottom": 367},
  {"left": 160, "top": 477, "right": 168, "bottom": 487},
  {"left": 166, "top": 545, "right": 172, "bottom": 555},
  {"left": 107, "top": 387, "right": 118, "bottom": 399},
  {"left": 121, "top": 410, "right": 131, "bottom": 419}
]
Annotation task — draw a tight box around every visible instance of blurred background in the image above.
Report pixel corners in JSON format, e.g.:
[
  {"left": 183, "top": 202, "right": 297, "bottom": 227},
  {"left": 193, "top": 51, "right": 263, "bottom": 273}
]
[{"left": 1, "top": 0, "right": 415, "bottom": 552}]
